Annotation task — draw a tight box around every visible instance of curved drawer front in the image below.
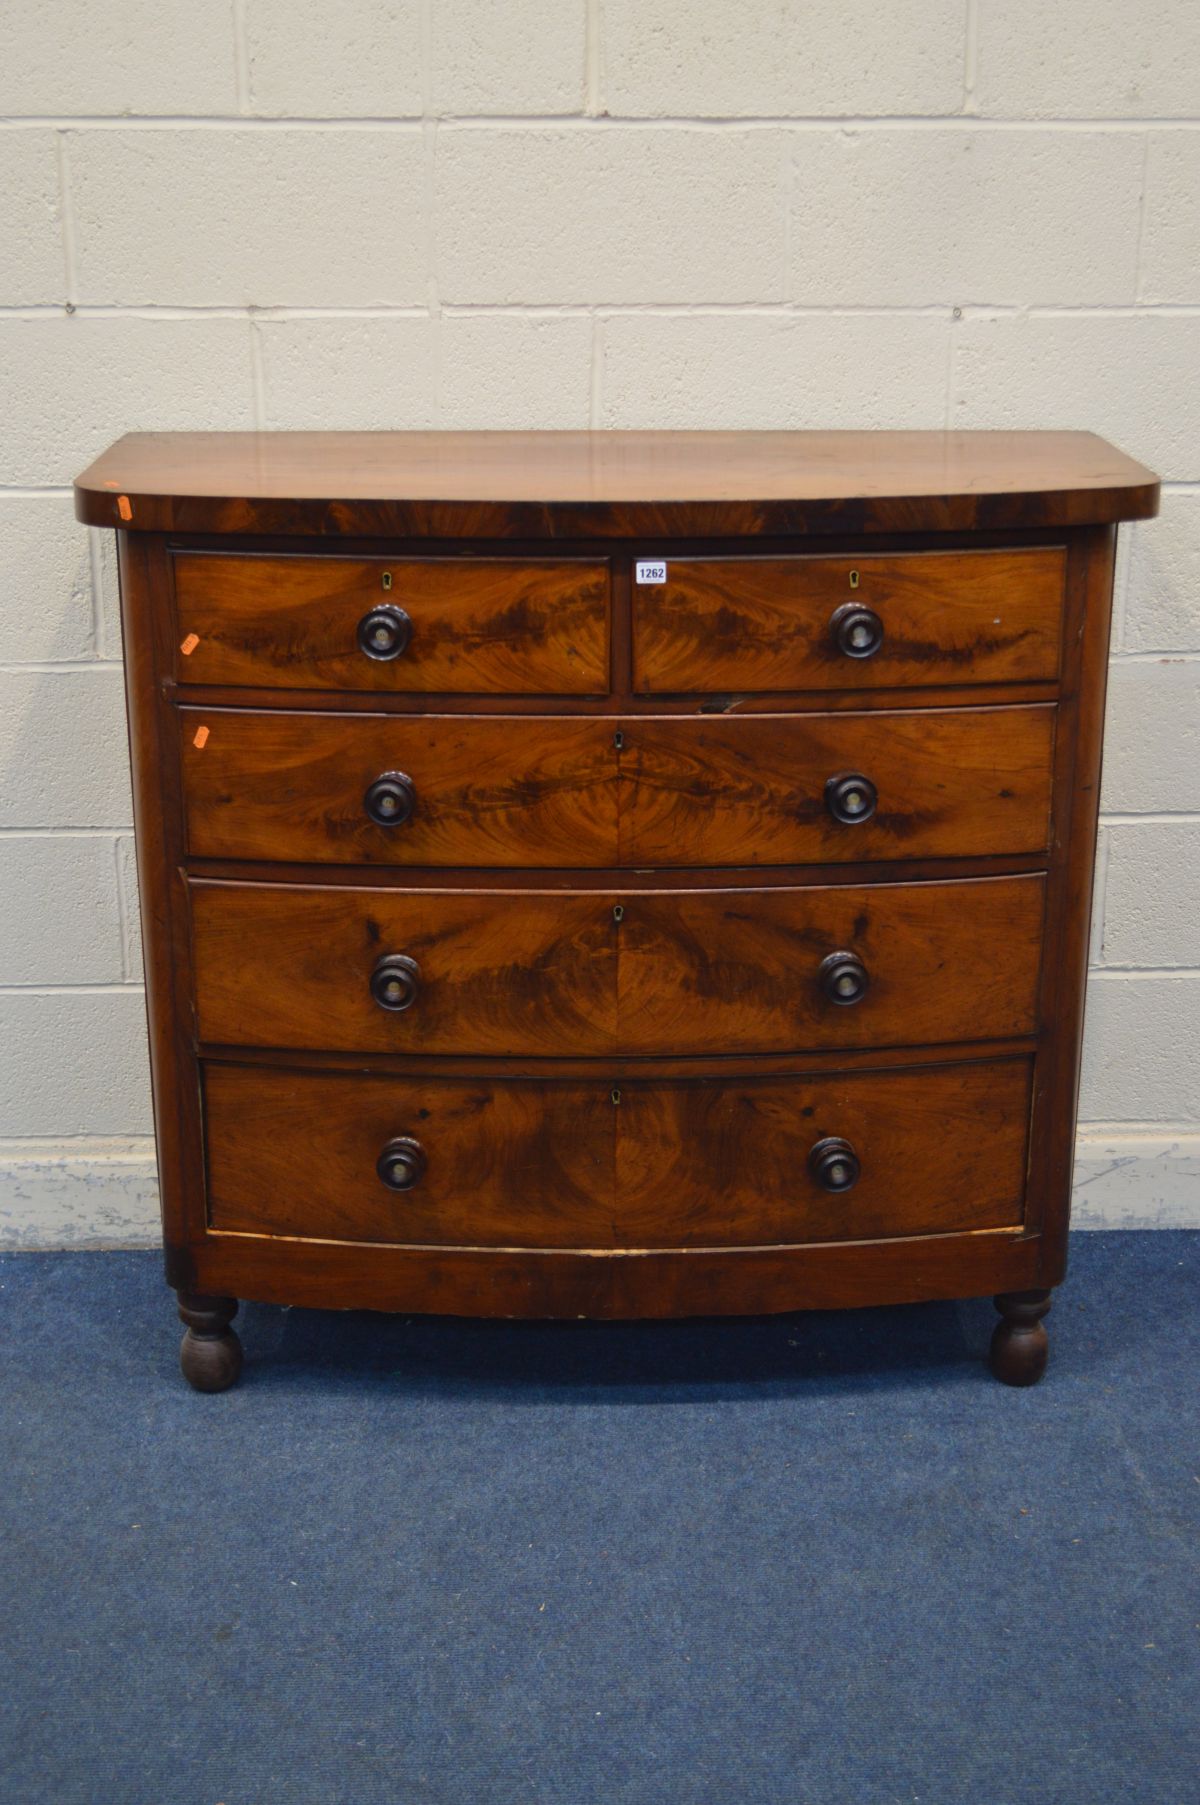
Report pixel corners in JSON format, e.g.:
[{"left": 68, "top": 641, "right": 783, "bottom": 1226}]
[
  {"left": 180, "top": 706, "right": 1053, "bottom": 868},
  {"left": 180, "top": 709, "right": 618, "bottom": 866},
  {"left": 614, "top": 873, "right": 1044, "bottom": 1054},
  {"left": 203, "top": 1057, "right": 1032, "bottom": 1249},
  {"left": 190, "top": 874, "right": 1044, "bottom": 1057},
  {"left": 174, "top": 553, "right": 611, "bottom": 693},
  {"left": 633, "top": 548, "right": 1065, "bottom": 693},
  {"left": 621, "top": 706, "right": 1055, "bottom": 866},
  {"left": 192, "top": 883, "right": 618, "bottom": 1055}
]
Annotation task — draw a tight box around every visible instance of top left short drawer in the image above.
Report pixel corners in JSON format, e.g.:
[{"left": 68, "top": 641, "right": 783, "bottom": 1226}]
[{"left": 171, "top": 553, "right": 611, "bottom": 694}]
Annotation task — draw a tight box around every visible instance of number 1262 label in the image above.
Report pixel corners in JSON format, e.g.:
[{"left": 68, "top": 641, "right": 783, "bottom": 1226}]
[{"left": 636, "top": 560, "right": 667, "bottom": 585}]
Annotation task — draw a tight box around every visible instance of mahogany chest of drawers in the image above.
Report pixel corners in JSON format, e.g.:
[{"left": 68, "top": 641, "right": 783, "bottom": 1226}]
[{"left": 74, "top": 431, "right": 1158, "bottom": 1390}]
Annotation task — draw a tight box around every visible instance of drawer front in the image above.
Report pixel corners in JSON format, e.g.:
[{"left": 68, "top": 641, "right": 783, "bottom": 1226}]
[
  {"left": 180, "top": 706, "right": 1052, "bottom": 869},
  {"left": 204, "top": 1058, "right": 1032, "bottom": 1248},
  {"left": 191, "top": 874, "right": 1044, "bottom": 1057},
  {"left": 613, "top": 1060, "right": 1032, "bottom": 1244},
  {"left": 174, "top": 553, "right": 611, "bottom": 693},
  {"left": 633, "top": 549, "right": 1065, "bottom": 693},
  {"left": 616, "top": 873, "right": 1044, "bottom": 1054},
  {"left": 205, "top": 1066, "right": 615, "bottom": 1247},
  {"left": 180, "top": 709, "right": 618, "bottom": 866},
  {"left": 192, "top": 883, "right": 618, "bottom": 1055},
  {"left": 621, "top": 706, "right": 1055, "bottom": 866}
]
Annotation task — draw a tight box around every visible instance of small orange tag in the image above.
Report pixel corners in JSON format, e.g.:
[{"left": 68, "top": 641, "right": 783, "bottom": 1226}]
[
  {"left": 180, "top": 633, "right": 200, "bottom": 656},
  {"left": 192, "top": 725, "right": 210, "bottom": 749},
  {"left": 117, "top": 495, "right": 132, "bottom": 521}
]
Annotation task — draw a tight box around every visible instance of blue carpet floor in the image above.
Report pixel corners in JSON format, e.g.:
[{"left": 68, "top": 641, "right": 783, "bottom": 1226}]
[{"left": 1, "top": 1232, "right": 1197, "bottom": 1805}]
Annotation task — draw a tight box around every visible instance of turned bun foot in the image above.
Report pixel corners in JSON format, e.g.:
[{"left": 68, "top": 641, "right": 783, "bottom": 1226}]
[
  {"left": 177, "top": 1291, "right": 243, "bottom": 1392},
  {"left": 989, "top": 1288, "right": 1052, "bottom": 1387}
]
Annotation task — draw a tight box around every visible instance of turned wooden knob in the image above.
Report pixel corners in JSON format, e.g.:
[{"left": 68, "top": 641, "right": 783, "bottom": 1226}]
[
  {"left": 830, "top": 602, "right": 884, "bottom": 659},
  {"left": 370, "top": 953, "right": 420, "bottom": 1012},
  {"left": 356, "top": 603, "right": 412, "bottom": 661},
  {"left": 818, "top": 950, "right": 869, "bottom": 1005},
  {"left": 824, "top": 771, "right": 877, "bottom": 825},
  {"left": 808, "top": 1136, "right": 860, "bottom": 1193},
  {"left": 376, "top": 1135, "right": 426, "bottom": 1191},
  {"left": 364, "top": 771, "right": 416, "bottom": 827}
]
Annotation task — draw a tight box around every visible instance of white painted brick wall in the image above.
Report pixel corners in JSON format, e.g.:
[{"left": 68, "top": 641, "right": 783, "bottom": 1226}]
[
  {"left": 601, "top": 1, "right": 967, "bottom": 118},
  {"left": 436, "top": 128, "right": 789, "bottom": 303},
  {"left": 2, "top": 0, "right": 1198, "bottom": 1240}
]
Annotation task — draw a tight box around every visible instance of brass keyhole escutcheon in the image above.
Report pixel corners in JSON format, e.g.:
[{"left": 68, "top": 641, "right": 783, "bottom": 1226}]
[
  {"left": 613, "top": 904, "right": 624, "bottom": 923},
  {"left": 611, "top": 1087, "right": 621, "bottom": 1106},
  {"left": 381, "top": 570, "right": 393, "bottom": 591},
  {"left": 849, "top": 569, "right": 860, "bottom": 589}
]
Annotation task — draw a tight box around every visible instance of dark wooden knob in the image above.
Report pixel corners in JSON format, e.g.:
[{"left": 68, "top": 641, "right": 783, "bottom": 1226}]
[
  {"left": 824, "top": 772, "right": 877, "bottom": 825},
  {"left": 818, "top": 950, "right": 869, "bottom": 1005},
  {"left": 370, "top": 953, "right": 420, "bottom": 1012},
  {"left": 356, "top": 604, "right": 412, "bottom": 661},
  {"left": 808, "top": 1137, "right": 860, "bottom": 1193},
  {"left": 376, "top": 1135, "right": 426, "bottom": 1191},
  {"left": 364, "top": 771, "right": 415, "bottom": 827},
  {"left": 830, "top": 602, "right": 883, "bottom": 659}
]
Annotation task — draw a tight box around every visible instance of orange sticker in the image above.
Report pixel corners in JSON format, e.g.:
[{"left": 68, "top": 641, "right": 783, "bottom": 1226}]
[
  {"left": 180, "top": 633, "right": 200, "bottom": 656},
  {"left": 192, "top": 725, "right": 210, "bottom": 749},
  {"left": 117, "top": 495, "right": 133, "bottom": 521}
]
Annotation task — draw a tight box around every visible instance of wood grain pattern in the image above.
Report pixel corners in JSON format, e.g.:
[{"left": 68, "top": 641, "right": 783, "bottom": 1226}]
[
  {"left": 203, "top": 1057, "right": 1032, "bottom": 1249},
  {"left": 74, "top": 430, "right": 1159, "bottom": 537},
  {"left": 614, "top": 1059, "right": 1032, "bottom": 1244},
  {"left": 90, "top": 438, "right": 1142, "bottom": 1361},
  {"left": 180, "top": 704, "right": 1054, "bottom": 869},
  {"left": 188, "top": 1226, "right": 1043, "bottom": 1318},
  {"left": 615, "top": 873, "right": 1045, "bottom": 1054},
  {"left": 179, "top": 708, "right": 618, "bottom": 866},
  {"left": 620, "top": 706, "right": 1056, "bottom": 866},
  {"left": 205, "top": 1063, "right": 612, "bottom": 1247},
  {"left": 1024, "top": 524, "right": 1118, "bottom": 1281},
  {"left": 192, "top": 882, "right": 617, "bottom": 1055},
  {"left": 633, "top": 548, "right": 1065, "bottom": 692},
  {"left": 190, "top": 873, "right": 1044, "bottom": 1057},
  {"left": 173, "top": 552, "right": 610, "bottom": 693}
]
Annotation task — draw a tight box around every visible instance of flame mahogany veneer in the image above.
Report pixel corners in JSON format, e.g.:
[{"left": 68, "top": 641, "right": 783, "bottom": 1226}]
[{"left": 75, "top": 430, "right": 1158, "bottom": 1390}]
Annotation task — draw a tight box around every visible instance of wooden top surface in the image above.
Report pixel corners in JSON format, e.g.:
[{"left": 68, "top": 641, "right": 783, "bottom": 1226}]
[{"left": 74, "top": 430, "right": 1158, "bottom": 538}]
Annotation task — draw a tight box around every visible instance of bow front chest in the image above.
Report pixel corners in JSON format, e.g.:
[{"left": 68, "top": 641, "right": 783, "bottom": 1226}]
[{"left": 74, "top": 431, "right": 1158, "bottom": 1389}]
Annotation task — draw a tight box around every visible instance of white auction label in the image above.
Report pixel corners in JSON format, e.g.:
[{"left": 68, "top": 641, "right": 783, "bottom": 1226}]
[{"left": 635, "top": 560, "right": 667, "bottom": 585}]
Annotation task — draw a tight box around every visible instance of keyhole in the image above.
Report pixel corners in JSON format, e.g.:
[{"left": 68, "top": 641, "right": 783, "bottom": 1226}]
[
  {"left": 611, "top": 1087, "right": 621, "bottom": 1106},
  {"left": 613, "top": 904, "right": 624, "bottom": 924},
  {"left": 849, "top": 569, "right": 860, "bottom": 590},
  {"left": 381, "top": 571, "right": 393, "bottom": 591}
]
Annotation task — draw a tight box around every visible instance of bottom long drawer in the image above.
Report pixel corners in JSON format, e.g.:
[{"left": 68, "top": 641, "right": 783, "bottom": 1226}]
[{"left": 203, "top": 1057, "right": 1032, "bottom": 1250}]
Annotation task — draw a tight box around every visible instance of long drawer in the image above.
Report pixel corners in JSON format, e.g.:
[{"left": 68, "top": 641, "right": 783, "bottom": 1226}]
[
  {"left": 190, "top": 874, "right": 1045, "bottom": 1056},
  {"left": 179, "top": 705, "right": 1055, "bottom": 867},
  {"left": 632, "top": 548, "right": 1066, "bottom": 693},
  {"left": 173, "top": 552, "right": 611, "bottom": 693},
  {"left": 204, "top": 1057, "right": 1033, "bottom": 1249}
]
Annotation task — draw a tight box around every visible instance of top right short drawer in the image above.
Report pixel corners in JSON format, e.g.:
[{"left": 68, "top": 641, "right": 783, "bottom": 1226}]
[{"left": 632, "top": 547, "right": 1066, "bottom": 694}]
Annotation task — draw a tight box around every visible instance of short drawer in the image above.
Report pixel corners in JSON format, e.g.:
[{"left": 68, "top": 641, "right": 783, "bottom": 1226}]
[
  {"left": 190, "top": 873, "right": 1045, "bottom": 1057},
  {"left": 179, "top": 705, "right": 1054, "bottom": 868},
  {"left": 173, "top": 552, "right": 611, "bottom": 693},
  {"left": 632, "top": 548, "right": 1065, "bottom": 693},
  {"left": 203, "top": 1057, "right": 1032, "bottom": 1249}
]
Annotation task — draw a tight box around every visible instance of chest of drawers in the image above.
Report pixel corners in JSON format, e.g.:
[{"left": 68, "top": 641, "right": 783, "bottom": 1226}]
[{"left": 75, "top": 431, "right": 1158, "bottom": 1391}]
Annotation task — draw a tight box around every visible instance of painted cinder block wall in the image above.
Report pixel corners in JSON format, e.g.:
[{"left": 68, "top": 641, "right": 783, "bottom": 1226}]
[{"left": 2, "top": 0, "right": 1198, "bottom": 1242}]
